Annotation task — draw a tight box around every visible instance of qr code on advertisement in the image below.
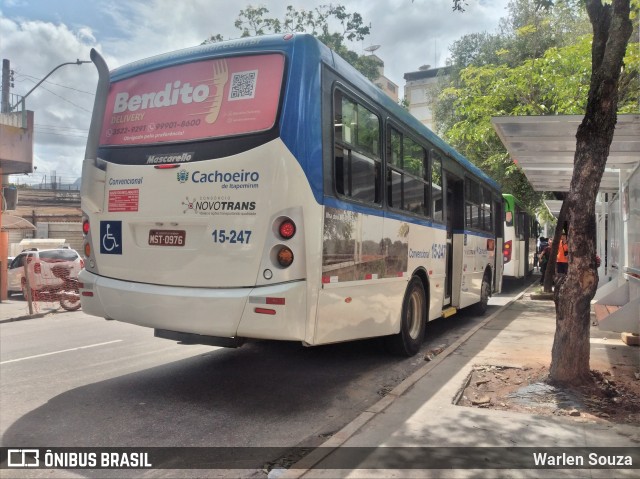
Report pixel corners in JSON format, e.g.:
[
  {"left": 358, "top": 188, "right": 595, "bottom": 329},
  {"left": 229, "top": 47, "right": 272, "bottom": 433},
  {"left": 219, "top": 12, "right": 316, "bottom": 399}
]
[{"left": 228, "top": 70, "right": 258, "bottom": 101}]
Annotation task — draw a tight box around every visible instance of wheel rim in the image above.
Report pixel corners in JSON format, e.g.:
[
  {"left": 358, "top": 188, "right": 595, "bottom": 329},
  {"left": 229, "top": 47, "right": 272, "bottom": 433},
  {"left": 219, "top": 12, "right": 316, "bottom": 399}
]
[
  {"left": 407, "top": 288, "right": 424, "bottom": 339},
  {"left": 61, "top": 299, "right": 81, "bottom": 310}
]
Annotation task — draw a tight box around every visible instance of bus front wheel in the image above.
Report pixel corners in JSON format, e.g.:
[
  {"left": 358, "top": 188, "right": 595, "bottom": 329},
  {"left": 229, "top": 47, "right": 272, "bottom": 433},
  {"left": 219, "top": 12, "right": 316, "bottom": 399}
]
[{"left": 385, "top": 277, "right": 426, "bottom": 357}]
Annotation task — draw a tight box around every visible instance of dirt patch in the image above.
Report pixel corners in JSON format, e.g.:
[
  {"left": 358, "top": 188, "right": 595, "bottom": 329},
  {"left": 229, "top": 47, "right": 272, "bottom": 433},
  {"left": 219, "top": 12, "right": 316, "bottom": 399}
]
[{"left": 456, "top": 364, "right": 640, "bottom": 424}]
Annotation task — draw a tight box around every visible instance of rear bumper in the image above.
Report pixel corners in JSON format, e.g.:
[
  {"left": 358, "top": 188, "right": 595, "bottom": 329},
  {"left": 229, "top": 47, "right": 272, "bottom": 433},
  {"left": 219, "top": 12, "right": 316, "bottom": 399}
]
[{"left": 79, "top": 270, "right": 307, "bottom": 341}]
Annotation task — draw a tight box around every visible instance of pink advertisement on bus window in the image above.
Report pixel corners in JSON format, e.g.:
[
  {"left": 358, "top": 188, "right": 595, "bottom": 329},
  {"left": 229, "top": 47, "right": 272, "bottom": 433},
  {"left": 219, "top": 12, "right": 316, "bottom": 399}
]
[{"left": 99, "top": 54, "right": 285, "bottom": 146}]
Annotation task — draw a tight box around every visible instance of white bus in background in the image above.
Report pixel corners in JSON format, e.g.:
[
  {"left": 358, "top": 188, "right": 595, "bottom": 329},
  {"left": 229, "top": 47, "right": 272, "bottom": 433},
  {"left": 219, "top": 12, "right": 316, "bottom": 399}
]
[
  {"left": 79, "top": 34, "right": 503, "bottom": 357},
  {"left": 594, "top": 161, "right": 640, "bottom": 334},
  {"left": 502, "top": 194, "right": 538, "bottom": 279}
]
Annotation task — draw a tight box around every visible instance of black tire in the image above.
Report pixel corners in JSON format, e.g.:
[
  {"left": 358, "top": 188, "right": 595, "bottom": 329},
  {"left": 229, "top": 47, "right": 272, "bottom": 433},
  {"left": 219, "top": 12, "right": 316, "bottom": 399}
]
[
  {"left": 385, "top": 277, "right": 426, "bottom": 356},
  {"left": 471, "top": 272, "right": 491, "bottom": 315}
]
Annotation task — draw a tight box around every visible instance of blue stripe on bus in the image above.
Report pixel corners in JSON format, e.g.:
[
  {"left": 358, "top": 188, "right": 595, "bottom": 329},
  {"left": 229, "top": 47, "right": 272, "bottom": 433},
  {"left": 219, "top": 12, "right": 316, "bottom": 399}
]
[
  {"left": 323, "top": 196, "right": 447, "bottom": 231},
  {"left": 453, "top": 229, "right": 497, "bottom": 239}
]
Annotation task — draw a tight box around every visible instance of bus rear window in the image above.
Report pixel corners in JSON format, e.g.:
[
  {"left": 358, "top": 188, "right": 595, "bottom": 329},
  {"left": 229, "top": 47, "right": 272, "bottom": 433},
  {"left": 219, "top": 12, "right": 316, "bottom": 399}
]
[{"left": 99, "top": 54, "right": 285, "bottom": 146}]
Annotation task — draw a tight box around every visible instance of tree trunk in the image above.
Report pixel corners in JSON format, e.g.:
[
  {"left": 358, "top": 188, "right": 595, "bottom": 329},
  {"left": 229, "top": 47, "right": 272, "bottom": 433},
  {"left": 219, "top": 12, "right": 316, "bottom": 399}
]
[
  {"left": 549, "top": 0, "right": 633, "bottom": 386},
  {"left": 543, "top": 199, "right": 567, "bottom": 293}
]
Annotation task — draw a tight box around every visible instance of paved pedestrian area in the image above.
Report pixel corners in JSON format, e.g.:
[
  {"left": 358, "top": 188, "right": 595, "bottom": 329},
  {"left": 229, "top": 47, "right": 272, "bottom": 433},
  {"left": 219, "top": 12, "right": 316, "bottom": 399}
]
[{"left": 278, "top": 288, "right": 639, "bottom": 478}]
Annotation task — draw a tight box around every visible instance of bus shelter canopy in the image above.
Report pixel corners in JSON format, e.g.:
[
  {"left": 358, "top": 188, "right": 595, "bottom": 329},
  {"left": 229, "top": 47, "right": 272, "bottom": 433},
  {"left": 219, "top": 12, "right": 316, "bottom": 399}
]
[{"left": 491, "top": 114, "right": 640, "bottom": 193}]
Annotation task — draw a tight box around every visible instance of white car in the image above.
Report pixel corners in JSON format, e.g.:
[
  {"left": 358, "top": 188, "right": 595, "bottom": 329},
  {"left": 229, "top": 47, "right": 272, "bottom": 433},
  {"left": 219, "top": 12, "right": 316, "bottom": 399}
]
[{"left": 7, "top": 248, "right": 84, "bottom": 297}]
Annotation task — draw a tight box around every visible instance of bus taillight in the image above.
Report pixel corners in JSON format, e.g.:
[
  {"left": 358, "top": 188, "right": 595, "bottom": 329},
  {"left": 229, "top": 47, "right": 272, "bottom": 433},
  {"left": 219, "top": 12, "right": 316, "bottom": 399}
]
[
  {"left": 278, "top": 219, "right": 296, "bottom": 239},
  {"left": 82, "top": 217, "right": 91, "bottom": 259},
  {"left": 276, "top": 247, "right": 294, "bottom": 267},
  {"left": 503, "top": 240, "right": 512, "bottom": 263}
]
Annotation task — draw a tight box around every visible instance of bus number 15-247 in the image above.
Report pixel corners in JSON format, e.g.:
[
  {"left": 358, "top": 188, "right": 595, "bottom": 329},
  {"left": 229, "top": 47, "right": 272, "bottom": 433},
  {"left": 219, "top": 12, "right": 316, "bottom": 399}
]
[{"left": 212, "top": 229, "right": 252, "bottom": 244}]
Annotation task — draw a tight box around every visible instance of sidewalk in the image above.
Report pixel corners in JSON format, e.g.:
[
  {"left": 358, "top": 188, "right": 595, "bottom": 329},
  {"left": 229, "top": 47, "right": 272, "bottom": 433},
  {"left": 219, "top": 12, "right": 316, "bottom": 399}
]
[
  {"left": 0, "top": 297, "right": 61, "bottom": 322},
  {"left": 279, "top": 285, "right": 640, "bottom": 478}
]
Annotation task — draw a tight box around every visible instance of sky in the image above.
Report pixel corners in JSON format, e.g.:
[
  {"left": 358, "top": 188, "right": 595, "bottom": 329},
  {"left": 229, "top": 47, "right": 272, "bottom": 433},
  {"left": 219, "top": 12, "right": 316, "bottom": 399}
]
[{"left": 1, "top": 0, "right": 509, "bottom": 184}]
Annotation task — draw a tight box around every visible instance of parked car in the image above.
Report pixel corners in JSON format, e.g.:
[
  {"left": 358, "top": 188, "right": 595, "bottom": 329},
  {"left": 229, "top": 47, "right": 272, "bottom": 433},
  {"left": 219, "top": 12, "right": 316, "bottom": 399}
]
[{"left": 7, "top": 248, "right": 84, "bottom": 298}]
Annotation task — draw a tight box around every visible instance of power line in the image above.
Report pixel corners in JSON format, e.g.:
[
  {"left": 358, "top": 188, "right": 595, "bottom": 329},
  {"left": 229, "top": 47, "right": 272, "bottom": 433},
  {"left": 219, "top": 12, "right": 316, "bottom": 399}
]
[
  {"left": 9, "top": 60, "right": 92, "bottom": 110},
  {"left": 33, "top": 84, "right": 92, "bottom": 113},
  {"left": 35, "top": 123, "right": 89, "bottom": 133},
  {"left": 34, "top": 130, "right": 88, "bottom": 139},
  {"left": 17, "top": 72, "right": 95, "bottom": 95}
]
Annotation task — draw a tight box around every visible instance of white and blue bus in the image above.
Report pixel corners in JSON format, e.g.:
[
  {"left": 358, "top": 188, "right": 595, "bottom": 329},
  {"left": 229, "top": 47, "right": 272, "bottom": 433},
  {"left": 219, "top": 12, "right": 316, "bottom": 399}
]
[{"left": 79, "top": 34, "right": 503, "bottom": 356}]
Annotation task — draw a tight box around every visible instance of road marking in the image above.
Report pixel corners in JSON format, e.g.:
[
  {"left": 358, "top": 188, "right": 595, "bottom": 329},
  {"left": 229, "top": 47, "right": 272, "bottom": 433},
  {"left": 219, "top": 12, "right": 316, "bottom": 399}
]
[{"left": 0, "top": 340, "right": 123, "bottom": 364}]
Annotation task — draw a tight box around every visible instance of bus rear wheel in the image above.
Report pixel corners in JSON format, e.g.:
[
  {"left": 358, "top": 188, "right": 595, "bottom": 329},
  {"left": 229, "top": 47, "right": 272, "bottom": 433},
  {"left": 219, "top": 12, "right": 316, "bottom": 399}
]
[
  {"left": 471, "top": 273, "right": 491, "bottom": 315},
  {"left": 385, "top": 277, "right": 426, "bottom": 357}
]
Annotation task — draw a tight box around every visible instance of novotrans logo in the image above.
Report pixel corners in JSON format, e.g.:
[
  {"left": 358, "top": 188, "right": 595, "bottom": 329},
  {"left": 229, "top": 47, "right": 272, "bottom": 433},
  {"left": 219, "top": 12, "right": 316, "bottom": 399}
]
[
  {"left": 181, "top": 197, "right": 256, "bottom": 215},
  {"left": 177, "top": 170, "right": 189, "bottom": 183},
  {"left": 182, "top": 197, "right": 196, "bottom": 214}
]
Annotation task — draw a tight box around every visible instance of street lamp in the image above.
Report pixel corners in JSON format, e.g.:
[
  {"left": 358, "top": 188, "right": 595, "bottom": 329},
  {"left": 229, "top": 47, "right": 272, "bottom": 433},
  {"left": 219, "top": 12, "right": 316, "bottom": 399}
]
[{"left": 11, "top": 59, "right": 91, "bottom": 111}]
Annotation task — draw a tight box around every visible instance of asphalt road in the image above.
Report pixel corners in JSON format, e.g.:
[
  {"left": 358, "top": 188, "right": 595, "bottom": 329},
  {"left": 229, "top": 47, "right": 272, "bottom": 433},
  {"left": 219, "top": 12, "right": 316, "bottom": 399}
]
[{"left": 0, "top": 278, "right": 531, "bottom": 478}]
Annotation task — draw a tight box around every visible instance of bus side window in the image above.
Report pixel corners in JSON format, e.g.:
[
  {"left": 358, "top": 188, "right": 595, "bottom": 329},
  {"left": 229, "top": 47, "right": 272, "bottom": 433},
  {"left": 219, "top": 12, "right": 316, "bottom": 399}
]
[
  {"left": 402, "top": 137, "right": 427, "bottom": 216},
  {"left": 483, "top": 187, "right": 493, "bottom": 232},
  {"left": 431, "top": 152, "right": 443, "bottom": 221},
  {"left": 387, "top": 128, "right": 402, "bottom": 209},
  {"left": 333, "top": 90, "right": 381, "bottom": 204},
  {"left": 517, "top": 211, "right": 526, "bottom": 240},
  {"left": 335, "top": 149, "right": 346, "bottom": 195},
  {"left": 465, "top": 179, "right": 482, "bottom": 229},
  {"left": 387, "top": 128, "right": 428, "bottom": 216}
]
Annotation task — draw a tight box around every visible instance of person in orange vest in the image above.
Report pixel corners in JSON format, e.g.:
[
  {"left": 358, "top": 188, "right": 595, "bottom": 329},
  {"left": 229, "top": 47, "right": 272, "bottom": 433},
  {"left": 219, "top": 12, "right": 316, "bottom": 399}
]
[{"left": 557, "top": 232, "right": 569, "bottom": 274}]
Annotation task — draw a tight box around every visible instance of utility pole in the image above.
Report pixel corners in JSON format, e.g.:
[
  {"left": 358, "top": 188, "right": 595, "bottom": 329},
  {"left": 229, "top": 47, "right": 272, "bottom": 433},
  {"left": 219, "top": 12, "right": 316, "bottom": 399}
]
[
  {"left": 10, "top": 59, "right": 90, "bottom": 111},
  {"left": 1, "top": 59, "right": 10, "bottom": 113}
]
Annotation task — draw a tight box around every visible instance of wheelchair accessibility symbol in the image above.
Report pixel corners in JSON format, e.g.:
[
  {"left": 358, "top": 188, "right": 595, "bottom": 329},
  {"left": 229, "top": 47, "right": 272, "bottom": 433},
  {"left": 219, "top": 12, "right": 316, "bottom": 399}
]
[{"left": 100, "top": 221, "right": 122, "bottom": 254}]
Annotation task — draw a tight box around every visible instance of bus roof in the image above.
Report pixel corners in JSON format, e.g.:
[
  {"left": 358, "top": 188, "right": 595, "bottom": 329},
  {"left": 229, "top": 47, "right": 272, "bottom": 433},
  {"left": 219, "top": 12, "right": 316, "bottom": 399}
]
[
  {"left": 108, "top": 33, "right": 501, "bottom": 193},
  {"left": 502, "top": 193, "right": 530, "bottom": 213}
]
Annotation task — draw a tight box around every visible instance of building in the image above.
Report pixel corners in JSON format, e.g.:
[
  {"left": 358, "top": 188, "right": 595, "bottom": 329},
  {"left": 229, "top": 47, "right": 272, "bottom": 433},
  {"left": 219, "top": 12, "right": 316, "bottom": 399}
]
[
  {"left": 1, "top": 67, "right": 35, "bottom": 300},
  {"left": 5, "top": 188, "right": 82, "bottom": 254},
  {"left": 369, "top": 53, "right": 399, "bottom": 103},
  {"left": 404, "top": 65, "right": 451, "bottom": 132}
]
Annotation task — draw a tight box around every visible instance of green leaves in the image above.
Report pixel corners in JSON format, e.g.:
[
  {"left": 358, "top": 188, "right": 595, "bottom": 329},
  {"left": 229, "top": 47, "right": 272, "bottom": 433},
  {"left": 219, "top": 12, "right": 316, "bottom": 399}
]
[
  {"left": 437, "top": 18, "right": 638, "bottom": 213},
  {"left": 212, "top": 4, "right": 377, "bottom": 81}
]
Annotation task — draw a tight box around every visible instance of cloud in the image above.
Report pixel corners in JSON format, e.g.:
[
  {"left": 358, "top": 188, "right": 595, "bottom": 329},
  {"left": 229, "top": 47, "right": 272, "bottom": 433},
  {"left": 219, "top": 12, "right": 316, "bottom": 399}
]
[
  {"left": 359, "top": 0, "right": 507, "bottom": 83},
  {"left": 2, "top": 15, "right": 101, "bottom": 182},
  {"left": 2, "top": 0, "right": 508, "bottom": 183},
  {"left": 100, "top": 0, "right": 240, "bottom": 67}
]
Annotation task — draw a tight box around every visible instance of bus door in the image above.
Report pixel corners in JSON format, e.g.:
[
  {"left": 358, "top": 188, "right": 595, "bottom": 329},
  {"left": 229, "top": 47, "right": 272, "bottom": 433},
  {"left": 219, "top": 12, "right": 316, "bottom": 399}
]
[
  {"left": 444, "top": 173, "right": 464, "bottom": 305},
  {"left": 494, "top": 198, "right": 504, "bottom": 293},
  {"left": 520, "top": 211, "right": 530, "bottom": 276}
]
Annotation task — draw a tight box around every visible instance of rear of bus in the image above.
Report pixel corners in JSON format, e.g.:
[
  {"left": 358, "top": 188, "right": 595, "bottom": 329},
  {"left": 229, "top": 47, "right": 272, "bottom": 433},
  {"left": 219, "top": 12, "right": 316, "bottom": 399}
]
[
  {"left": 79, "top": 35, "right": 325, "bottom": 345},
  {"left": 502, "top": 194, "right": 520, "bottom": 278}
]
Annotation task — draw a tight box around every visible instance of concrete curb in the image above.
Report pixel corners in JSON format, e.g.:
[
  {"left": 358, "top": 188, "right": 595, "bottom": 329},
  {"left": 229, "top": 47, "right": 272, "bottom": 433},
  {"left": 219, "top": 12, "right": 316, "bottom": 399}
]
[
  {"left": 0, "top": 303, "right": 62, "bottom": 324},
  {"left": 0, "top": 312, "right": 56, "bottom": 324},
  {"left": 277, "top": 281, "right": 539, "bottom": 479}
]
